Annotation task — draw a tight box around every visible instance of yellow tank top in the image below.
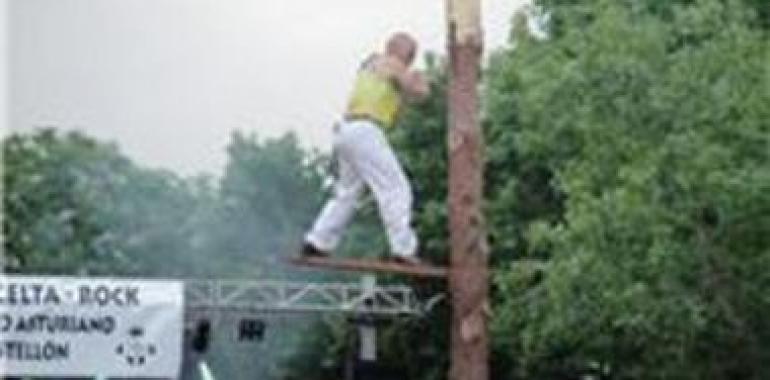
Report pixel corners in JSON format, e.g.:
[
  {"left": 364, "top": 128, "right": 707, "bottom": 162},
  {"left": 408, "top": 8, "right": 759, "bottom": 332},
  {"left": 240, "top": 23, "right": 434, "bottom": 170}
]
[{"left": 346, "top": 70, "right": 401, "bottom": 128}]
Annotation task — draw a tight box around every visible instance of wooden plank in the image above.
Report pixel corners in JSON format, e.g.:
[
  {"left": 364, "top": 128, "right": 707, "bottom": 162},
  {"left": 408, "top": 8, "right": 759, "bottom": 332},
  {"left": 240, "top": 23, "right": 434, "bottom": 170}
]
[{"left": 288, "top": 256, "right": 447, "bottom": 279}]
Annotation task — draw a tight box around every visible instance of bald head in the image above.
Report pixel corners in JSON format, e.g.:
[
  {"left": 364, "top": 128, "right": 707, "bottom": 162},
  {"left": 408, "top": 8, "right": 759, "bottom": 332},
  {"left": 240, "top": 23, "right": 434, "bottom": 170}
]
[{"left": 385, "top": 32, "right": 417, "bottom": 66}]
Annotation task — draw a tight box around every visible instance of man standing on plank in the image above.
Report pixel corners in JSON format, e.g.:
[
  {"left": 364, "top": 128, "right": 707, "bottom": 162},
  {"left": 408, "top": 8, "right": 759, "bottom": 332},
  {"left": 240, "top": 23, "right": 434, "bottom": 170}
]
[{"left": 302, "top": 32, "right": 430, "bottom": 265}]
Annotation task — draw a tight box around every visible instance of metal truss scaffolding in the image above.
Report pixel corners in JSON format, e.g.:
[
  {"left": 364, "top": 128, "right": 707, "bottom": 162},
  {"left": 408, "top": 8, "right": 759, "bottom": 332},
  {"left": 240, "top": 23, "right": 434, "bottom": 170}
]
[{"left": 185, "top": 279, "right": 435, "bottom": 318}]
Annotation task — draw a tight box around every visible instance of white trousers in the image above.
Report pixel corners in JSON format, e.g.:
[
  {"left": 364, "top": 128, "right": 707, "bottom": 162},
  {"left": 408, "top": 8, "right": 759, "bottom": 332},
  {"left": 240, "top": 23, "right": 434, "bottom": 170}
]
[{"left": 306, "top": 119, "right": 418, "bottom": 257}]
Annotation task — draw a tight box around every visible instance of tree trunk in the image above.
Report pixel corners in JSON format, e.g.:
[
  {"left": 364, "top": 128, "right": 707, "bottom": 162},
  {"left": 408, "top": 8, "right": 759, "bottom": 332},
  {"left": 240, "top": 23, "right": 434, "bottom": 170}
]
[{"left": 446, "top": 0, "right": 488, "bottom": 379}]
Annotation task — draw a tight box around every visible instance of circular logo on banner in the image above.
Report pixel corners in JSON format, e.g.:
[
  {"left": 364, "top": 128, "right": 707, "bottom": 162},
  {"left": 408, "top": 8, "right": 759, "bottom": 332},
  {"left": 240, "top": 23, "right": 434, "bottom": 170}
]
[{"left": 115, "top": 326, "right": 158, "bottom": 366}]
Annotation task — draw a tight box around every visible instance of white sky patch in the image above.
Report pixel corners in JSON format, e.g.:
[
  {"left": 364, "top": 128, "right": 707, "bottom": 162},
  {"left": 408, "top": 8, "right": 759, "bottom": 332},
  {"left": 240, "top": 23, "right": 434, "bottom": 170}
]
[
  {"left": 9, "top": 0, "right": 528, "bottom": 176},
  {"left": 1, "top": 0, "right": 8, "bottom": 133}
]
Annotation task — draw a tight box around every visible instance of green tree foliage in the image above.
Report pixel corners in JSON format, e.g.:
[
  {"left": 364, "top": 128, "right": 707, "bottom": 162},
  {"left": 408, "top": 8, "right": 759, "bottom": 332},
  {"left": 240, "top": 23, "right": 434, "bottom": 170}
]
[
  {"left": 3, "top": 129, "right": 116, "bottom": 273},
  {"left": 2, "top": 129, "right": 204, "bottom": 276},
  {"left": 201, "top": 131, "right": 326, "bottom": 278},
  {"left": 489, "top": 0, "right": 770, "bottom": 378}
]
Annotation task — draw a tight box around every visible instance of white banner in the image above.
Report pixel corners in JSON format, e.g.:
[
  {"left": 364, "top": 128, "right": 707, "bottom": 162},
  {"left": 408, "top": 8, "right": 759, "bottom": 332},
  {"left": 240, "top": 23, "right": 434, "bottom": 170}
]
[{"left": 0, "top": 275, "right": 184, "bottom": 378}]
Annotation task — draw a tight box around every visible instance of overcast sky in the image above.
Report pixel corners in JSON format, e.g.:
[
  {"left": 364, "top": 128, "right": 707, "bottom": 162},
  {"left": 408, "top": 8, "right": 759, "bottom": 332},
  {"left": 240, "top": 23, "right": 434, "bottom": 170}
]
[
  {"left": 7, "top": 0, "right": 527, "bottom": 176},
  {"left": 1, "top": 0, "right": 7, "bottom": 130}
]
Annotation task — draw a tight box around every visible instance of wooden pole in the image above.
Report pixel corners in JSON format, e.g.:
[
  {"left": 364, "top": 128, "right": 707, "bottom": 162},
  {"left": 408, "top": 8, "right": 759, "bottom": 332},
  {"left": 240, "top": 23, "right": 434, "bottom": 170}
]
[{"left": 446, "top": 0, "right": 488, "bottom": 379}]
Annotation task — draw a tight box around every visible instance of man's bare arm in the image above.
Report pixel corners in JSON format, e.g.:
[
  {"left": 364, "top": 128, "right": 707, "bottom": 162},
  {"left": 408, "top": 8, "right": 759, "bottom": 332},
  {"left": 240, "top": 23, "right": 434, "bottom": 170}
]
[
  {"left": 376, "top": 56, "right": 430, "bottom": 101},
  {"left": 398, "top": 71, "right": 430, "bottom": 101}
]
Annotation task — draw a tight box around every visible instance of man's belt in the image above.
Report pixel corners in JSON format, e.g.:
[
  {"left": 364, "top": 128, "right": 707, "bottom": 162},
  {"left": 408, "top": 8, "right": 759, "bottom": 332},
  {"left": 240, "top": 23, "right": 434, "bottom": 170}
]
[{"left": 343, "top": 114, "right": 389, "bottom": 129}]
